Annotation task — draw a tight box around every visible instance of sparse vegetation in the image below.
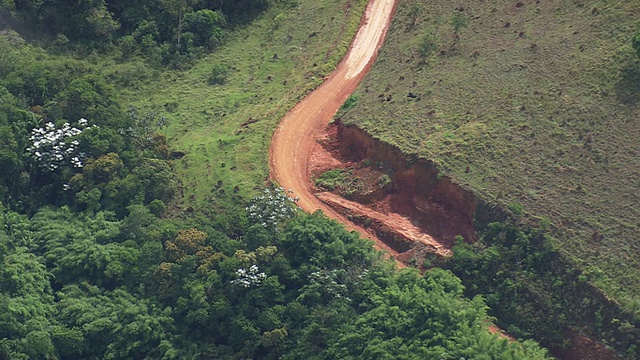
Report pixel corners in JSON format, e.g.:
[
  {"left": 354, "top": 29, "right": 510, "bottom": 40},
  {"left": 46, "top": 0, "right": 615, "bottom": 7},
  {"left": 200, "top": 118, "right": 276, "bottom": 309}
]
[{"left": 315, "top": 169, "right": 352, "bottom": 191}]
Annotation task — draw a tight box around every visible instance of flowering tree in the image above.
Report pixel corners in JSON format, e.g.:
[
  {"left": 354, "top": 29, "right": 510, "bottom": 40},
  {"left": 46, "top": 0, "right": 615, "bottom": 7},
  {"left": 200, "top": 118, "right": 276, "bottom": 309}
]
[
  {"left": 231, "top": 264, "right": 267, "bottom": 288},
  {"left": 26, "top": 118, "right": 94, "bottom": 171},
  {"left": 245, "top": 187, "right": 299, "bottom": 231}
]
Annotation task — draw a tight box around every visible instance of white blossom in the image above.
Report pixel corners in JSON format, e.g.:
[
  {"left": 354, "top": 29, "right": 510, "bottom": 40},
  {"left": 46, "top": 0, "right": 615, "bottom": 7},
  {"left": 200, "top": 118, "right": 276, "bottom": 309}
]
[
  {"left": 246, "top": 187, "right": 299, "bottom": 230},
  {"left": 231, "top": 264, "right": 267, "bottom": 288},
  {"left": 26, "top": 119, "right": 95, "bottom": 171}
]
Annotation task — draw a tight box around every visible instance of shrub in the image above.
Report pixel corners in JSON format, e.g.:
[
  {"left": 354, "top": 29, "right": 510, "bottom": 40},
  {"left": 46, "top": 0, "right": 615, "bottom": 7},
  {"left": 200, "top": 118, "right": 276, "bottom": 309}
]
[
  {"left": 148, "top": 199, "right": 166, "bottom": 216},
  {"left": 209, "top": 63, "right": 229, "bottom": 85},
  {"left": 507, "top": 202, "right": 524, "bottom": 217}
]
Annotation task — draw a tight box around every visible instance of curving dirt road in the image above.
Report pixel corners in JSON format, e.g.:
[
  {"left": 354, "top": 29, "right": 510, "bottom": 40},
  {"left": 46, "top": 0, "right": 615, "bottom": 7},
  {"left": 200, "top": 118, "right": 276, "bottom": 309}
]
[{"left": 269, "top": 0, "right": 398, "bottom": 255}]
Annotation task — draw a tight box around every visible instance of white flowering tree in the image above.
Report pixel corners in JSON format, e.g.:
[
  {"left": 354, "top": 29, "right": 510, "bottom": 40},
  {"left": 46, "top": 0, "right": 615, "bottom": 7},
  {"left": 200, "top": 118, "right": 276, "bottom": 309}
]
[
  {"left": 245, "top": 187, "right": 299, "bottom": 231},
  {"left": 26, "top": 118, "right": 95, "bottom": 172},
  {"left": 231, "top": 264, "right": 267, "bottom": 288}
]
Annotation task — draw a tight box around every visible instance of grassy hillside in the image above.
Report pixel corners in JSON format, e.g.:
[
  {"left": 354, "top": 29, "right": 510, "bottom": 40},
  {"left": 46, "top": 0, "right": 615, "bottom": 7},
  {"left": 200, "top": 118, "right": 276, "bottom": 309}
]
[
  {"left": 115, "top": 0, "right": 367, "bottom": 213},
  {"left": 341, "top": 0, "right": 640, "bottom": 311}
]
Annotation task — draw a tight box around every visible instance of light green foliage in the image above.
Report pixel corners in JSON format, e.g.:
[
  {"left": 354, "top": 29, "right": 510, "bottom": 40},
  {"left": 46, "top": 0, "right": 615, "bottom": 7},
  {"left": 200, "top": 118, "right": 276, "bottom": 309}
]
[
  {"left": 315, "top": 169, "right": 351, "bottom": 191},
  {"left": 315, "top": 168, "right": 371, "bottom": 196},
  {"left": 0, "top": 236, "right": 61, "bottom": 359},
  {"left": 327, "top": 268, "right": 549, "bottom": 360},
  {"left": 209, "top": 63, "right": 229, "bottom": 85},
  {"left": 123, "top": 0, "right": 369, "bottom": 211},
  {"left": 0, "top": 37, "right": 19, "bottom": 78},
  {"left": 29, "top": 207, "right": 137, "bottom": 287},
  {"left": 56, "top": 285, "right": 175, "bottom": 359}
]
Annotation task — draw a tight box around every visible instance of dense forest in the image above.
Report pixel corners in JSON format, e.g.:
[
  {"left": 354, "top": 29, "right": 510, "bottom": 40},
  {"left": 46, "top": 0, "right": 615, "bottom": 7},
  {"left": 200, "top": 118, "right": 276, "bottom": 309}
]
[
  {"left": 1, "top": 0, "right": 619, "bottom": 358},
  {"left": 1, "top": 0, "right": 271, "bottom": 68}
]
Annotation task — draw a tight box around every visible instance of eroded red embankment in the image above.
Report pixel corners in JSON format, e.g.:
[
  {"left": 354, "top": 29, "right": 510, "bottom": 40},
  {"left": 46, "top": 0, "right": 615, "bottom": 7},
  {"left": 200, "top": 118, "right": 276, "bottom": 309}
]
[
  {"left": 309, "top": 121, "right": 622, "bottom": 359},
  {"left": 309, "top": 120, "right": 477, "bottom": 260}
]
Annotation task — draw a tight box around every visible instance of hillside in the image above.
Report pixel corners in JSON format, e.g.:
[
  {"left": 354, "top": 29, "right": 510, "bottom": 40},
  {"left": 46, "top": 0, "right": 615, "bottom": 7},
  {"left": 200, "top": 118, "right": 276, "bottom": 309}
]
[
  {"left": 341, "top": 0, "right": 640, "bottom": 313},
  {"left": 0, "top": 0, "right": 554, "bottom": 358},
  {"left": 123, "top": 0, "right": 369, "bottom": 212}
]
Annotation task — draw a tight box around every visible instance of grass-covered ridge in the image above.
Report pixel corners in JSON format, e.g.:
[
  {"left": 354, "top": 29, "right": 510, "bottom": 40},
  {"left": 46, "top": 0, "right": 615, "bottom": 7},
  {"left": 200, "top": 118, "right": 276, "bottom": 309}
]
[
  {"left": 120, "top": 0, "right": 368, "bottom": 213},
  {"left": 341, "top": 0, "right": 640, "bottom": 311}
]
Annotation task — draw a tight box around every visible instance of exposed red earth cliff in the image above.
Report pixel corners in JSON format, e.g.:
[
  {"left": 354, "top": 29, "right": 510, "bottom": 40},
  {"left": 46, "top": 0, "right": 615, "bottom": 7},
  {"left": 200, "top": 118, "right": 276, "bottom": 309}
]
[{"left": 310, "top": 121, "right": 477, "bottom": 260}]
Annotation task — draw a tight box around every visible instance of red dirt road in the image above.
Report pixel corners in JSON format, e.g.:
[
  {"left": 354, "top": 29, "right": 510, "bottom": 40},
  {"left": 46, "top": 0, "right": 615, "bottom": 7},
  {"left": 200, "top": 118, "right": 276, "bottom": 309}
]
[{"left": 269, "top": 0, "right": 399, "bottom": 255}]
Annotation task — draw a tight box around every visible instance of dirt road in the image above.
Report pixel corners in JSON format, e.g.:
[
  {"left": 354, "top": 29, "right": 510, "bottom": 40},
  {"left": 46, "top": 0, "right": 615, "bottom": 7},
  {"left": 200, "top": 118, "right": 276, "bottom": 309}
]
[{"left": 269, "top": 0, "right": 397, "bottom": 254}]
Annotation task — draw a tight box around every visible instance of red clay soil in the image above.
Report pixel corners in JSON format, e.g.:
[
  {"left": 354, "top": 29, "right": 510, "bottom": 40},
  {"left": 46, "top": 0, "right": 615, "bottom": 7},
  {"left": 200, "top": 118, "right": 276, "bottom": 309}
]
[
  {"left": 310, "top": 121, "right": 476, "bottom": 254},
  {"left": 269, "top": 0, "right": 402, "bottom": 260}
]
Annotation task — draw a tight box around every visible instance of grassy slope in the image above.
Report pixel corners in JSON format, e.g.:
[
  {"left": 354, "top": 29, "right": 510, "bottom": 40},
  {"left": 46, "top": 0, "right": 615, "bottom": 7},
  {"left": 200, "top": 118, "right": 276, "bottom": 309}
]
[
  {"left": 114, "top": 0, "right": 367, "bottom": 213},
  {"left": 341, "top": 0, "right": 640, "bottom": 311}
]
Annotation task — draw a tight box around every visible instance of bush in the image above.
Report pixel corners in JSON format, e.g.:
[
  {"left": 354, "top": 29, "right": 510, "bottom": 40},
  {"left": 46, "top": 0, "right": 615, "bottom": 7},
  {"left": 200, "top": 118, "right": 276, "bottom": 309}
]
[
  {"left": 418, "top": 34, "right": 437, "bottom": 59},
  {"left": 209, "top": 63, "right": 229, "bottom": 85},
  {"left": 507, "top": 202, "right": 524, "bottom": 217},
  {"left": 339, "top": 94, "right": 360, "bottom": 112},
  {"left": 148, "top": 199, "right": 166, "bottom": 216}
]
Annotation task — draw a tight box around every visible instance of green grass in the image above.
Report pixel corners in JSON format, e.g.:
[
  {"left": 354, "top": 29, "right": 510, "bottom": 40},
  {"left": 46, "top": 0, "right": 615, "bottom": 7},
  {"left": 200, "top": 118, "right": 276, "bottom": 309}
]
[
  {"left": 315, "top": 168, "right": 369, "bottom": 196},
  {"left": 108, "top": 0, "right": 368, "bottom": 214},
  {"left": 316, "top": 169, "right": 352, "bottom": 191},
  {"left": 341, "top": 0, "right": 640, "bottom": 312}
]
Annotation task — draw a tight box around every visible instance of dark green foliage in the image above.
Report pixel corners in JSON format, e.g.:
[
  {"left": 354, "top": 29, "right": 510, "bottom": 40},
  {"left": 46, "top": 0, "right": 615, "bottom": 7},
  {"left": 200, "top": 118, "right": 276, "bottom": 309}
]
[
  {"left": 418, "top": 34, "right": 437, "bottom": 60},
  {"left": 0, "top": 204, "right": 551, "bottom": 359},
  {"left": 183, "top": 9, "right": 226, "bottom": 48},
  {"left": 0, "top": 0, "right": 268, "bottom": 66},
  {"left": 339, "top": 94, "right": 360, "bottom": 112},
  {"left": 149, "top": 199, "right": 167, "bottom": 216},
  {"left": 0, "top": 41, "right": 174, "bottom": 216},
  {"left": 447, "top": 222, "right": 640, "bottom": 358}
]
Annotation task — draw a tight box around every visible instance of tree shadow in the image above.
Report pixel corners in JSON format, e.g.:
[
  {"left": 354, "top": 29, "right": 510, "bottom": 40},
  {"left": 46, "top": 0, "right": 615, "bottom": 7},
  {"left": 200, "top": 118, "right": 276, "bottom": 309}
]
[{"left": 615, "top": 60, "right": 640, "bottom": 106}]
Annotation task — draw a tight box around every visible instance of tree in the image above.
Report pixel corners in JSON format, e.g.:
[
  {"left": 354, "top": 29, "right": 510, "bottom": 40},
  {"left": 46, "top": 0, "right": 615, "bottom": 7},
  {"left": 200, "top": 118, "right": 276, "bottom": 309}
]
[
  {"left": 182, "top": 9, "right": 225, "bottom": 48},
  {"left": 0, "top": 245, "right": 66, "bottom": 359},
  {"left": 56, "top": 285, "right": 175, "bottom": 359}
]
